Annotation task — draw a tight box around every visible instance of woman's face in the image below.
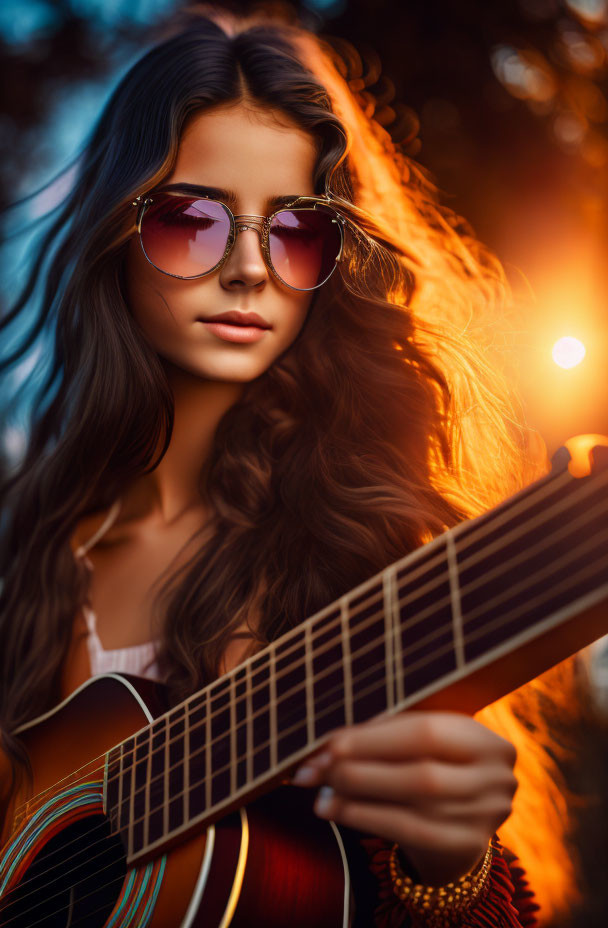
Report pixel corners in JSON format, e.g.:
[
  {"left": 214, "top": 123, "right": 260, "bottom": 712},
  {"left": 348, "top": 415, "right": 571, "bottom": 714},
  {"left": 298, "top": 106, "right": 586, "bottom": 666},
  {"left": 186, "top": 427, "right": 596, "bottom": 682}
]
[{"left": 125, "top": 103, "right": 318, "bottom": 383}]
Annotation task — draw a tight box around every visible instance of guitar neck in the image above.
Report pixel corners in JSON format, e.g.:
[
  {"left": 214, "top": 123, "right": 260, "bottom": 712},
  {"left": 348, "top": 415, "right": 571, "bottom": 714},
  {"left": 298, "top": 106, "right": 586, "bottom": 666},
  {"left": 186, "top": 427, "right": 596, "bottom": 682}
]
[{"left": 105, "top": 445, "right": 608, "bottom": 864}]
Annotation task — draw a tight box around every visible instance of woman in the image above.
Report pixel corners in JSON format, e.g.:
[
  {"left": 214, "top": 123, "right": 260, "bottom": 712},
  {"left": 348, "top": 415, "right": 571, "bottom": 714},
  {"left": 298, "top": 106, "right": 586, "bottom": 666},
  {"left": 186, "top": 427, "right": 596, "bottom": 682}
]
[{"left": 0, "top": 4, "right": 547, "bottom": 925}]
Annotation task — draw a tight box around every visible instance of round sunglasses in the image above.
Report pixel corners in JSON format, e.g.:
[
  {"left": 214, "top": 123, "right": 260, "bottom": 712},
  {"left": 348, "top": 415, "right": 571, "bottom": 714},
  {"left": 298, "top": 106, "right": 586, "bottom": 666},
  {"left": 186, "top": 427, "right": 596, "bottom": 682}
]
[{"left": 131, "top": 190, "right": 346, "bottom": 291}]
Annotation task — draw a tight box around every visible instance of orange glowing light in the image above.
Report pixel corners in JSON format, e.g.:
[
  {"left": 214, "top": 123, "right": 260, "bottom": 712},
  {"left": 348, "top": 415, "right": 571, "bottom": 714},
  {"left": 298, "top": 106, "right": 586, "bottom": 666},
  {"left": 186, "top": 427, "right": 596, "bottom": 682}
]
[{"left": 552, "top": 336, "right": 586, "bottom": 368}]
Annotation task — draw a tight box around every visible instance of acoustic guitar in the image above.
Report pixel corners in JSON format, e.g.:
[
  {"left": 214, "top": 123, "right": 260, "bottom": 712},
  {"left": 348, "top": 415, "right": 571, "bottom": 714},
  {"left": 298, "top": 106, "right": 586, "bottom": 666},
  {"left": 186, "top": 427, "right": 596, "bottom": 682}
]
[{"left": 1, "top": 435, "right": 607, "bottom": 927}]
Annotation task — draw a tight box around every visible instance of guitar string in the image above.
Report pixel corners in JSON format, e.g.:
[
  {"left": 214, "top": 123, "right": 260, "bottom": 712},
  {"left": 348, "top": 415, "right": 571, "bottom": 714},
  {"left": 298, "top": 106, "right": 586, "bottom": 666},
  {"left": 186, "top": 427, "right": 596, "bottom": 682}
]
[
  {"left": 12, "top": 463, "right": 588, "bottom": 823},
  {"left": 12, "top": 486, "right": 600, "bottom": 875},
  {"left": 1, "top": 586, "right": 472, "bottom": 912},
  {"left": 2, "top": 860, "right": 137, "bottom": 928},
  {"left": 10, "top": 531, "right": 449, "bottom": 821},
  {"left": 5, "top": 481, "right": 606, "bottom": 903},
  {"left": 1, "top": 575, "right": 469, "bottom": 909},
  {"left": 15, "top": 468, "right": 605, "bottom": 836},
  {"left": 3, "top": 550, "right": 607, "bottom": 924},
  {"left": 116, "top": 517, "right": 608, "bottom": 826},
  {"left": 2, "top": 534, "right": 606, "bottom": 918},
  {"left": 11, "top": 463, "right": 578, "bottom": 821},
  {"left": 2, "top": 472, "right": 604, "bottom": 872},
  {"left": 2, "top": 541, "right": 605, "bottom": 928},
  {"left": 7, "top": 475, "right": 606, "bottom": 879},
  {"left": 0, "top": 551, "right": 585, "bottom": 928}
]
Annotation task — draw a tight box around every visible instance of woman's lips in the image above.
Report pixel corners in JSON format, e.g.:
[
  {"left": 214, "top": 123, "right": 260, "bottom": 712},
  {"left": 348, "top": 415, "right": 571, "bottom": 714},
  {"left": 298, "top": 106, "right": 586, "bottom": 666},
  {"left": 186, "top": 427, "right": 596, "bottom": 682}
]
[{"left": 200, "top": 320, "right": 270, "bottom": 343}]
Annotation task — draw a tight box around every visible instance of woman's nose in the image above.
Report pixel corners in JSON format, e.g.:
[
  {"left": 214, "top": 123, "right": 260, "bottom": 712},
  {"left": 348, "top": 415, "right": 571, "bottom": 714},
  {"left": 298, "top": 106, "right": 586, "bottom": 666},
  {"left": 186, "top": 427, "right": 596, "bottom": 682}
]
[{"left": 219, "top": 222, "right": 269, "bottom": 290}]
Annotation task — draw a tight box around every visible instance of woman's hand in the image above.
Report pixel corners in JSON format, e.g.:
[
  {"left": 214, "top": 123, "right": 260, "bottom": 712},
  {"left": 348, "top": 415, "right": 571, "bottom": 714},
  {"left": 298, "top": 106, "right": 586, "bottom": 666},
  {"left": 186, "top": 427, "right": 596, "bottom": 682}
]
[{"left": 291, "top": 711, "right": 517, "bottom": 886}]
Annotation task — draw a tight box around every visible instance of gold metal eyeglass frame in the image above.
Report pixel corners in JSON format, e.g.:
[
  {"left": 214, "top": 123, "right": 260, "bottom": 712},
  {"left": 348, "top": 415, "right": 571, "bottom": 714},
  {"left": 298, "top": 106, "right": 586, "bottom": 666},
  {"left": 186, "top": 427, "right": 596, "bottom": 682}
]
[{"left": 131, "top": 190, "right": 346, "bottom": 291}]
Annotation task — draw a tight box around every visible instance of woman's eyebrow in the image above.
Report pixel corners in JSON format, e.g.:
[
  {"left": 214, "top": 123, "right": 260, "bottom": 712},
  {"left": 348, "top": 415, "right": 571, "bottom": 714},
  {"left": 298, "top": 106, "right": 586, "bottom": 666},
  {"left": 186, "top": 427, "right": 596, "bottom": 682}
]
[{"left": 157, "top": 182, "right": 302, "bottom": 209}]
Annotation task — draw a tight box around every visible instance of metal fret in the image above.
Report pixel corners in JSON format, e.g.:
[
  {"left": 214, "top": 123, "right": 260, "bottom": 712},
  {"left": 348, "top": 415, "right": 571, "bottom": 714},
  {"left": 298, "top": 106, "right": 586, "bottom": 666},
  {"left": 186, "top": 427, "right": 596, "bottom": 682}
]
[
  {"left": 163, "top": 714, "right": 170, "bottom": 837},
  {"left": 103, "top": 746, "right": 121, "bottom": 833},
  {"left": 250, "top": 653, "right": 271, "bottom": 778},
  {"left": 349, "top": 581, "right": 389, "bottom": 723},
  {"left": 234, "top": 667, "right": 248, "bottom": 791},
  {"left": 382, "top": 571, "right": 396, "bottom": 710},
  {"left": 230, "top": 673, "right": 237, "bottom": 796},
  {"left": 127, "top": 741, "right": 136, "bottom": 858},
  {"left": 209, "top": 677, "right": 232, "bottom": 806},
  {"left": 269, "top": 646, "right": 277, "bottom": 769},
  {"left": 117, "top": 742, "right": 124, "bottom": 835},
  {"left": 446, "top": 530, "right": 465, "bottom": 668},
  {"left": 311, "top": 605, "right": 346, "bottom": 737},
  {"left": 143, "top": 728, "right": 151, "bottom": 849},
  {"left": 204, "top": 688, "right": 212, "bottom": 811},
  {"left": 304, "top": 622, "right": 314, "bottom": 744},
  {"left": 395, "top": 537, "right": 457, "bottom": 697},
  {"left": 183, "top": 706, "right": 190, "bottom": 825},
  {"left": 146, "top": 717, "right": 167, "bottom": 848},
  {"left": 186, "top": 693, "right": 207, "bottom": 822},
  {"left": 387, "top": 566, "right": 404, "bottom": 704},
  {"left": 129, "top": 730, "right": 149, "bottom": 855},
  {"left": 340, "top": 596, "right": 353, "bottom": 726},
  {"left": 246, "top": 662, "right": 253, "bottom": 783},
  {"left": 275, "top": 628, "right": 308, "bottom": 761}
]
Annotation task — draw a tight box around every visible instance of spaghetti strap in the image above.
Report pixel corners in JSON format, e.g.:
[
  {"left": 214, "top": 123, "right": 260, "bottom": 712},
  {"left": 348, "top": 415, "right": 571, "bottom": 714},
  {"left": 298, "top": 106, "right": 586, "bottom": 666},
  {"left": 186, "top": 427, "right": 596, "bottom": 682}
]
[
  {"left": 74, "top": 498, "right": 122, "bottom": 560},
  {"left": 72, "top": 496, "right": 164, "bottom": 681},
  {"left": 81, "top": 594, "right": 163, "bottom": 680},
  {"left": 81, "top": 602, "right": 97, "bottom": 634}
]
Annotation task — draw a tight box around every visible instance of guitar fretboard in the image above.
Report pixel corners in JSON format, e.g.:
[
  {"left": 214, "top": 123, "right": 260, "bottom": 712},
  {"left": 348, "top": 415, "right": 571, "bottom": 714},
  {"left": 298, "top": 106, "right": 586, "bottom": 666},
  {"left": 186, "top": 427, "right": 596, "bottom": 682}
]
[{"left": 104, "top": 447, "right": 608, "bottom": 862}]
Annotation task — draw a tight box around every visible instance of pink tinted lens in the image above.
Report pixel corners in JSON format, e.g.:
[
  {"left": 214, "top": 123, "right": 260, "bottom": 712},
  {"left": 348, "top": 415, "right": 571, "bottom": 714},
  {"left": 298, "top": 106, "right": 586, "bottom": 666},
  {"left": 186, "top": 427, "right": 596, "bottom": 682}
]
[
  {"left": 269, "top": 208, "right": 341, "bottom": 289},
  {"left": 140, "top": 195, "right": 231, "bottom": 278}
]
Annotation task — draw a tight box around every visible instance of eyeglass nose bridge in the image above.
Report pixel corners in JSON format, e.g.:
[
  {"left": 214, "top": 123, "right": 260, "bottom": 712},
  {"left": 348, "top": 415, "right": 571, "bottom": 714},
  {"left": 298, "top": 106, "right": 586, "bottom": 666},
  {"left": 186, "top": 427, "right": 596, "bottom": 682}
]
[{"left": 233, "top": 213, "right": 267, "bottom": 235}]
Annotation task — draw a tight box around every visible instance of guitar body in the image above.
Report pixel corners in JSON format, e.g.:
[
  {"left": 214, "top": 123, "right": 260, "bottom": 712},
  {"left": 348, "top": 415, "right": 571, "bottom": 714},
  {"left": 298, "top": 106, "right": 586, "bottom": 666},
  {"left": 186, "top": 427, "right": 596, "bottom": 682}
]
[
  {"left": 2, "top": 437, "right": 607, "bottom": 927},
  {"left": 0, "top": 674, "right": 348, "bottom": 928}
]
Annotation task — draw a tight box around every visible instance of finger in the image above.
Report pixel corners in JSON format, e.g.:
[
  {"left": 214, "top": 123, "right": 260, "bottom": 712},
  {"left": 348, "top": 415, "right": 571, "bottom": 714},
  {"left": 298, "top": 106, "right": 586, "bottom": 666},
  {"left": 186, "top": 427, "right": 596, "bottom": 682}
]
[
  {"left": 327, "top": 713, "right": 516, "bottom": 765},
  {"left": 415, "top": 793, "right": 514, "bottom": 829},
  {"left": 300, "top": 758, "right": 516, "bottom": 804},
  {"left": 313, "top": 787, "right": 489, "bottom": 855}
]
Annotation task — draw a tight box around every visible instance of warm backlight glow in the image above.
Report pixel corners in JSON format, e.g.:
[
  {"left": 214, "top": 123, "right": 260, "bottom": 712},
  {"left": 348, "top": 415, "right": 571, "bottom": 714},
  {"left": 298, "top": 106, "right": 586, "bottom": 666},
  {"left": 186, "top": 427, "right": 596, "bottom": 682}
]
[{"left": 552, "top": 336, "right": 586, "bottom": 369}]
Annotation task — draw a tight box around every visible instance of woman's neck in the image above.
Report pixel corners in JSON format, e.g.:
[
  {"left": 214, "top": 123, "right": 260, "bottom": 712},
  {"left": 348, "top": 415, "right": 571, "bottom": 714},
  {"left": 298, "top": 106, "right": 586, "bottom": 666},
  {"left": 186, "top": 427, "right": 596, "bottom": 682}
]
[{"left": 122, "top": 360, "right": 245, "bottom": 526}]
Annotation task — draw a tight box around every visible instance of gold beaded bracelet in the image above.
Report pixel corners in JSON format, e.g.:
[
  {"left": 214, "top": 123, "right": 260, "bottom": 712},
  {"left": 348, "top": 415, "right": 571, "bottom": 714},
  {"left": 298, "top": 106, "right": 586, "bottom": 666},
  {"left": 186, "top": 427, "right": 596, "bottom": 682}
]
[{"left": 388, "top": 841, "right": 494, "bottom": 927}]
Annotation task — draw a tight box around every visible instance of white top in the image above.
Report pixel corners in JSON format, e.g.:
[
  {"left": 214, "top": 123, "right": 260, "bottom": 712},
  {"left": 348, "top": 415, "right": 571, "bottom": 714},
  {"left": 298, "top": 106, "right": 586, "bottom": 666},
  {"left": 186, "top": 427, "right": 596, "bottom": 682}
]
[{"left": 73, "top": 499, "right": 164, "bottom": 683}]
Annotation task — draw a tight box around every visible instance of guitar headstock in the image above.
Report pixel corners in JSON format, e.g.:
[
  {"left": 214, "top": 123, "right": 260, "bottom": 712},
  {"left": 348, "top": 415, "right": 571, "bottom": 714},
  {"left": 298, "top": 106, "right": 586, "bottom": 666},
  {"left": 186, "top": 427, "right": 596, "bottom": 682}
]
[{"left": 551, "top": 434, "right": 608, "bottom": 478}]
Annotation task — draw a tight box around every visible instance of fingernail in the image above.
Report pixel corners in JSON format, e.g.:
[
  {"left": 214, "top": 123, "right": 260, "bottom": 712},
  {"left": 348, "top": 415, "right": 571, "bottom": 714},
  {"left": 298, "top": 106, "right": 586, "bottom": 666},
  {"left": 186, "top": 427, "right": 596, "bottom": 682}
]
[
  {"left": 292, "top": 765, "right": 321, "bottom": 786},
  {"left": 314, "top": 785, "right": 335, "bottom": 817}
]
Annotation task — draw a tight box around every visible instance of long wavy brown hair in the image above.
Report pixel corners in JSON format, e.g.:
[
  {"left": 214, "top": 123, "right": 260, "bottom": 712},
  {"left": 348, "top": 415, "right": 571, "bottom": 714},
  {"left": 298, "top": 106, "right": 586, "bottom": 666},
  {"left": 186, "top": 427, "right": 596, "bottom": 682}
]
[{"left": 0, "top": 3, "right": 583, "bottom": 920}]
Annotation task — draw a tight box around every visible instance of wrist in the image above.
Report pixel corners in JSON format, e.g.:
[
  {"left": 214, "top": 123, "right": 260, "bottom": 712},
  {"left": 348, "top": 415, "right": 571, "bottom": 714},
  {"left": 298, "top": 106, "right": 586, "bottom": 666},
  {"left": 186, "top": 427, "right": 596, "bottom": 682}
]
[
  {"left": 402, "top": 843, "right": 489, "bottom": 887},
  {"left": 388, "top": 838, "right": 495, "bottom": 927}
]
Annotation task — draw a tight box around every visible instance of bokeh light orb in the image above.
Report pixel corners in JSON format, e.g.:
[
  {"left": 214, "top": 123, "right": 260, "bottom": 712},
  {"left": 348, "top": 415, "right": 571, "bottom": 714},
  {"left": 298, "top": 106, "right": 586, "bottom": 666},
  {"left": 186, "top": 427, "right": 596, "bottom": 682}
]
[{"left": 552, "top": 336, "right": 586, "bottom": 369}]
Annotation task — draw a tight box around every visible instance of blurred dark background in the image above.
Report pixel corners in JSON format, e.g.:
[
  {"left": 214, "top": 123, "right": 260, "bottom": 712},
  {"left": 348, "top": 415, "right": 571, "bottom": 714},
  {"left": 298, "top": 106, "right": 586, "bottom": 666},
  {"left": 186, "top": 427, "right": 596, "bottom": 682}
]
[{"left": 0, "top": 1, "right": 607, "bottom": 925}]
